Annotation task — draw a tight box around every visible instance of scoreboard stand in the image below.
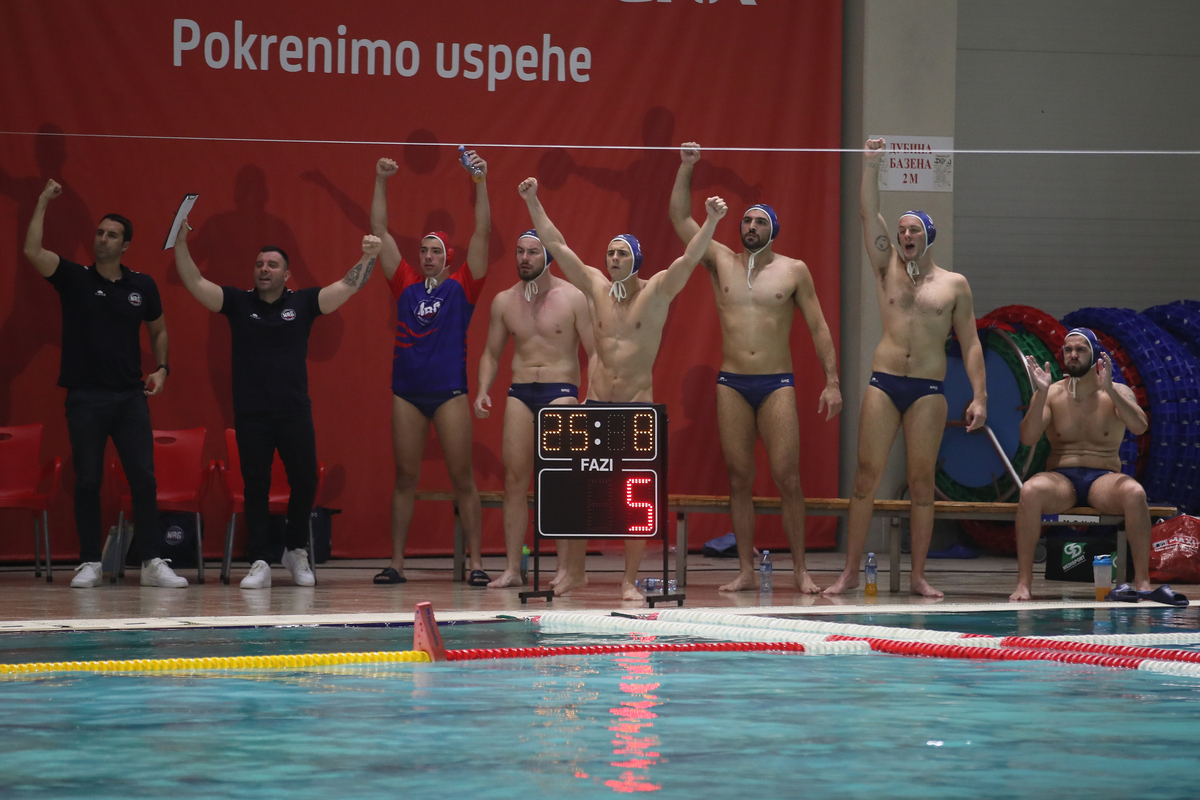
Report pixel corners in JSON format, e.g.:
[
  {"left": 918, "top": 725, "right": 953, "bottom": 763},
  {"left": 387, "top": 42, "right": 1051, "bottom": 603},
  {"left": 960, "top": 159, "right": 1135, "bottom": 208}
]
[{"left": 519, "top": 404, "right": 683, "bottom": 607}]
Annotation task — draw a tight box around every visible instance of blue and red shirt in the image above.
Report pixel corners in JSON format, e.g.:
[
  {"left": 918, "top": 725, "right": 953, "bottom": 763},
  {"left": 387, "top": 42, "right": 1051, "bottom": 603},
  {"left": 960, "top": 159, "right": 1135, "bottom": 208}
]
[{"left": 390, "top": 259, "right": 485, "bottom": 395}]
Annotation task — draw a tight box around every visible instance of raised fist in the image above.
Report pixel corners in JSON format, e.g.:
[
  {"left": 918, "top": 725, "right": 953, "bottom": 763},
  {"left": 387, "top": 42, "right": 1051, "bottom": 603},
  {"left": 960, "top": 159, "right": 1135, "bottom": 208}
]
[
  {"left": 362, "top": 234, "right": 383, "bottom": 257},
  {"left": 705, "top": 196, "right": 728, "bottom": 219},
  {"left": 518, "top": 177, "right": 538, "bottom": 200},
  {"left": 864, "top": 138, "right": 886, "bottom": 165},
  {"left": 376, "top": 158, "right": 399, "bottom": 179},
  {"left": 680, "top": 142, "right": 701, "bottom": 165},
  {"left": 40, "top": 179, "right": 62, "bottom": 201}
]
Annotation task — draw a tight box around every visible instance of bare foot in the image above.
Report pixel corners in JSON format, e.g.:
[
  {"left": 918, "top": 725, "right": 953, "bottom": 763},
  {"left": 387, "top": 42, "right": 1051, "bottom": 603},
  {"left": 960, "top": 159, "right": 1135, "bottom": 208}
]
[
  {"left": 487, "top": 570, "right": 523, "bottom": 589},
  {"left": 823, "top": 571, "right": 859, "bottom": 595},
  {"left": 794, "top": 571, "right": 822, "bottom": 594},
  {"left": 910, "top": 577, "right": 944, "bottom": 598},
  {"left": 554, "top": 573, "right": 588, "bottom": 596},
  {"left": 549, "top": 570, "right": 566, "bottom": 587},
  {"left": 621, "top": 581, "right": 644, "bottom": 601},
  {"left": 718, "top": 571, "right": 758, "bottom": 592},
  {"left": 1009, "top": 584, "right": 1032, "bottom": 602}
]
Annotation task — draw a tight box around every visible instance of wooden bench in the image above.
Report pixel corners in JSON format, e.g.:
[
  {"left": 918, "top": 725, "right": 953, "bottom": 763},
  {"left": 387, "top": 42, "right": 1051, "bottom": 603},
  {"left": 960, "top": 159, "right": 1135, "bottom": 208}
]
[{"left": 413, "top": 490, "right": 1177, "bottom": 593}]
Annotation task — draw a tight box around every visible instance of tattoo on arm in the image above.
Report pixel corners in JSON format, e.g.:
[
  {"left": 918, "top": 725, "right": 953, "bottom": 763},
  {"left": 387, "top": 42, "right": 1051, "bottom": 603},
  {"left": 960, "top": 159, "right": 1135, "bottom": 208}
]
[
  {"left": 874, "top": 234, "right": 889, "bottom": 252},
  {"left": 343, "top": 257, "right": 375, "bottom": 289},
  {"left": 852, "top": 491, "right": 868, "bottom": 500},
  {"left": 915, "top": 499, "right": 935, "bottom": 507}
]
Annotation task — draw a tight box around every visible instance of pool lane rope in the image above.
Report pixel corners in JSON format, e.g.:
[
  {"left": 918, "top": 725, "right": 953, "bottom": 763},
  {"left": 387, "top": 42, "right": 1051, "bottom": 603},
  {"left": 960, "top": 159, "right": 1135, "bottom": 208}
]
[
  {"left": 538, "top": 610, "right": 1200, "bottom": 677},
  {"left": 0, "top": 649, "right": 430, "bottom": 676}
]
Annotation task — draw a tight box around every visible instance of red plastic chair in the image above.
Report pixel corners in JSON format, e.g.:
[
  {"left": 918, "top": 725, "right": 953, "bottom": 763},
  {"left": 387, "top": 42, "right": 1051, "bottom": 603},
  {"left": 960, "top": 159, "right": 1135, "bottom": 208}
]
[
  {"left": 107, "top": 428, "right": 216, "bottom": 583},
  {"left": 217, "top": 428, "right": 325, "bottom": 585},
  {"left": 0, "top": 424, "right": 61, "bottom": 582}
]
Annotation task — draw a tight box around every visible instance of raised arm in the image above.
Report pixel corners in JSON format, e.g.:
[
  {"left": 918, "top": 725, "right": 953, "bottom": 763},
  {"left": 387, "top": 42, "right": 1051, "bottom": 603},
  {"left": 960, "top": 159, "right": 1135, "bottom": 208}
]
[
  {"left": 655, "top": 195, "right": 726, "bottom": 299},
  {"left": 518, "top": 177, "right": 603, "bottom": 295},
  {"left": 173, "top": 217, "right": 224, "bottom": 312},
  {"left": 793, "top": 266, "right": 842, "bottom": 420},
  {"left": 318, "top": 235, "right": 382, "bottom": 314},
  {"left": 462, "top": 150, "right": 491, "bottom": 280},
  {"left": 371, "top": 158, "right": 403, "bottom": 280},
  {"left": 669, "top": 143, "right": 730, "bottom": 271},
  {"left": 474, "top": 292, "right": 511, "bottom": 419},
  {"left": 23, "top": 179, "right": 62, "bottom": 277},
  {"left": 1019, "top": 358, "right": 1054, "bottom": 446},
  {"left": 1099, "top": 354, "right": 1149, "bottom": 435},
  {"left": 860, "top": 138, "right": 892, "bottom": 277},
  {"left": 952, "top": 279, "right": 988, "bottom": 432}
]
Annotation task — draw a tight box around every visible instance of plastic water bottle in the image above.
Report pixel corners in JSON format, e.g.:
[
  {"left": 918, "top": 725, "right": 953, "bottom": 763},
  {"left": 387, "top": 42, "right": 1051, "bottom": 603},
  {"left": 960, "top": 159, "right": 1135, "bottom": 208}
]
[
  {"left": 459, "top": 145, "right": 483, "bottom": 181},
  {"left": 636, "top": 578, "right": 661, "bottom": 594},
  {"left": 520, "top": 544, "right": 530, "bottom": 585},
  {"left": 759, "top": 550, "right": 773, "bottom": 593},
  {"left": 667, "top": 579, "right": 678, "bottom": 594},
  {"left": 865, "top": 552, "right": 878, "bottom": 597}
]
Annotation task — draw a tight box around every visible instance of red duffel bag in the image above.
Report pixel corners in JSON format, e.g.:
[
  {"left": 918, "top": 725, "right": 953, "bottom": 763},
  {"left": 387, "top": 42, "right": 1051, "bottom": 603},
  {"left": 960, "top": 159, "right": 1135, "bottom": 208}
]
[{"left": 1150, "top": 515, "right": 1200, "bottom": 584}]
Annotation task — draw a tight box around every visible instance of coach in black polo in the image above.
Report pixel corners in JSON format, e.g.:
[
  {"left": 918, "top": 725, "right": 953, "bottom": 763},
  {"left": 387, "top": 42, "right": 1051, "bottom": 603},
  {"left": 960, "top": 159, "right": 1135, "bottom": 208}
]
[
  {"left": 174, "top": 218, "right": 381, "bottom": 589},
  {"left": 23, "top": 179, "right": 188, "bottom": 589}
]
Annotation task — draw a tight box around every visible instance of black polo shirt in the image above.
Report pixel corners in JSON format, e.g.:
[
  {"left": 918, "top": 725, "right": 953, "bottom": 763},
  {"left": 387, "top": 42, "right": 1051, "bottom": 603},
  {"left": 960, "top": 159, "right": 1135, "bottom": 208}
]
[
  {"left": 46, "top": 257, "right": 163, "bottom": 391},
  {"left": 221, "top": 285, "right": 323, "bottom": 415}
]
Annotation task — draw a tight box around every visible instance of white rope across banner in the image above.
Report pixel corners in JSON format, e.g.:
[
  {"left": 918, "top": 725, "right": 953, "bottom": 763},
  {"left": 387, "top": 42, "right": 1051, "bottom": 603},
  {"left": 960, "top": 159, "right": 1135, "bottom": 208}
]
[{"left": 2, "top": 130, "right": 1199, "bottom": 156}]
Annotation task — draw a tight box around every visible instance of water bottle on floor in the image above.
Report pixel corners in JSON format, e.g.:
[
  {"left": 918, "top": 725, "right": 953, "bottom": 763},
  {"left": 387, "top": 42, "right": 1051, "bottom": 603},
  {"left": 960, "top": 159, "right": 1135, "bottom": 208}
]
[
  {"left": 865, "top": 552, "right": 878, "bottom": 597},
  {"left": 760, "top": 550, "right": 773, "bottom": 593},
  {"left": 520, "top": 544, "right": 530, "bottom": 585}
]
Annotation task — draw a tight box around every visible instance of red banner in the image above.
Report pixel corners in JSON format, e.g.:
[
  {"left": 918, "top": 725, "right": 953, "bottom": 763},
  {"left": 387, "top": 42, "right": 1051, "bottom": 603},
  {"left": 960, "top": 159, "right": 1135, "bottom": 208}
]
[{"left": 0, "top": 0, "right": 842, "bottom": 559}]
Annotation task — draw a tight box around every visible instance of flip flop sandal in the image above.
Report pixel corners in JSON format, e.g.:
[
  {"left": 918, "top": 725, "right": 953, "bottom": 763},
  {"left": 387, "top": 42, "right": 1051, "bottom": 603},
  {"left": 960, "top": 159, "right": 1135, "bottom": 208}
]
[
  {"left": 467, "top": 569, "right": 491, "bottom": 587},
  {"left": 373, "top": 567, "right": 406, "bottom": 585}
]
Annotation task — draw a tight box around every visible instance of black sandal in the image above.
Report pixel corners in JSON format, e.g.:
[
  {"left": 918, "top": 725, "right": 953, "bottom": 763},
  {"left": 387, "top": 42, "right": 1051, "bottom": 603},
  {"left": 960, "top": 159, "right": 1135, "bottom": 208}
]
[{"left": 373, "top": 567, "right": 406, "bottom": 584}]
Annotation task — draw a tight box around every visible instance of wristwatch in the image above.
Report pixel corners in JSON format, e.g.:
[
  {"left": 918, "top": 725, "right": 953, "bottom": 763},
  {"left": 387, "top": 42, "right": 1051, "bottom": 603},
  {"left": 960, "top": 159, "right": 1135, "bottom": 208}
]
[{"left": 157, "top": 364, "right": 170, "bottom": 376}]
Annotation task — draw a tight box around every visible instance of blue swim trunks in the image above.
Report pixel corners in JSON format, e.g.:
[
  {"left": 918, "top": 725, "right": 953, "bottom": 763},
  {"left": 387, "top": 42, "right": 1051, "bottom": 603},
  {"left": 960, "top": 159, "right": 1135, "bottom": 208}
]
[
  {"left": 583, "top": 399, "right": 653, "bottom": 406},
  {"left": 508, "top": 382, "right": 579, "bottom": 412},
  {"left": 869, "top": 371, "right": 944, "bottom": 413},
  {"left": 717, "top": 372, "right": 795, "bottom": 410},
  {"left": 1055, "top": 467, "right": 1113, "bottom": 506},
  {"left": 394, "top": 389, "right": 465, "bottom": 419}
]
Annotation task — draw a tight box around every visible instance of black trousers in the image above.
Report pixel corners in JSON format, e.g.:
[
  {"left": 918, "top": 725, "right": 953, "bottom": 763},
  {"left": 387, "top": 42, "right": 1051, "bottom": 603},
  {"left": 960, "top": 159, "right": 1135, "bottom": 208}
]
[
  {"left": 65, "top": 387, "right": 160, "bottom": 563},
  {"left": 235, "top": 410, "right": 318, "bottom": 564}
]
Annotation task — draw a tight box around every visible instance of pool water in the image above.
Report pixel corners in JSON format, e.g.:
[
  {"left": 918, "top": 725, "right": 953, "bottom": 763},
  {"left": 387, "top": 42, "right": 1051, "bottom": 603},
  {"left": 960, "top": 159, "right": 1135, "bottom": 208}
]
[{"left": 2, "top": 614, "right": 1200, "bottom": 799}]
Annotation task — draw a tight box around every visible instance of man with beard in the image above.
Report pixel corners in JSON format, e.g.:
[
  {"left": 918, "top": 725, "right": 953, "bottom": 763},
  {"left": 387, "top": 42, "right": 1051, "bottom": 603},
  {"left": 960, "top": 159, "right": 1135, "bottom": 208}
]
[
  {"left": 669, "top": 143, "right": 842, "bottom": 593},
  {"left": 474, "top": 230, "right": 595, "bottom": 590},
  {"left": 1009, "top": 328, "right": 1152, "bottom": 602},
  {"left": 825, "top": 138, "right": 987, "bottom": 599},
  {"left": 370, "top": 150, "right": 492, "bottom": 585},
  {"left": 520, "top": 176, "right": 727, "bottom": 599},
  {"left": 24, "top": 180, "right": 187, "bottom": 588}
]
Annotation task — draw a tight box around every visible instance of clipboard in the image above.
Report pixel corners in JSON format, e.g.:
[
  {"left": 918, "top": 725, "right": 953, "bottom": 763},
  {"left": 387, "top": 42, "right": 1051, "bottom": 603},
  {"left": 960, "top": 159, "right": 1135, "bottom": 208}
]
[{"left": 162, "top": 194, "right": 199, "bottom": 250}]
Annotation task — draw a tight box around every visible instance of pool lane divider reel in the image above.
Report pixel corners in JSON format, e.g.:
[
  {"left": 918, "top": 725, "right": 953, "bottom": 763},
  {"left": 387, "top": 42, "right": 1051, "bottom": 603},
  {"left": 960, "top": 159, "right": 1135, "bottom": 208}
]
[{"left": 521, "top": 403, "right": 680, "bottom": 607}]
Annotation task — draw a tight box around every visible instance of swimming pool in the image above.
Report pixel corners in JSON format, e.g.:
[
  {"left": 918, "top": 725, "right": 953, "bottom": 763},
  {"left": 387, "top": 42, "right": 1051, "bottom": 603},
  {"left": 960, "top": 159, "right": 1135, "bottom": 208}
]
[{"left": 2, "top": 611, "right": 1199, "bottom": 799}]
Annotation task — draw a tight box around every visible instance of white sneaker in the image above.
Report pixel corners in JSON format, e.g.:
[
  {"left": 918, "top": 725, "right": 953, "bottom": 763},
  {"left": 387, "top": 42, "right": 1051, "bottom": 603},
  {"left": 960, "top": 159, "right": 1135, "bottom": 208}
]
[
  {"left": 71, "top": 561, "right": 104, "bottom": 588},
  {"left": 282, "top": 548, "right": 315, "bottom": 587},
  {"left": 140, "top": 558, "right": 189, "bottom": 588},
  {"left": 240, "top": 560, "right": 272, "bottom": 589}
]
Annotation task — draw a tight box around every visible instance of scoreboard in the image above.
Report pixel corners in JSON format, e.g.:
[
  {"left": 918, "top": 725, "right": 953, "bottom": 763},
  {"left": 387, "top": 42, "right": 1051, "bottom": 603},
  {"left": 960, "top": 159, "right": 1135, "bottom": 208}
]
[{"left": 535, "top": 404, "right": 668, "bottom": 538}]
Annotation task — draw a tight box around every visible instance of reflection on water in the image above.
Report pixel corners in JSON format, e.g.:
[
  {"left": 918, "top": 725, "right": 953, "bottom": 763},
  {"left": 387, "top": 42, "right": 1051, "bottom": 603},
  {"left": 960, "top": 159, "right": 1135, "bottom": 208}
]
[{"left": 606, "top": 642, "right": 663, "bottom": 792}]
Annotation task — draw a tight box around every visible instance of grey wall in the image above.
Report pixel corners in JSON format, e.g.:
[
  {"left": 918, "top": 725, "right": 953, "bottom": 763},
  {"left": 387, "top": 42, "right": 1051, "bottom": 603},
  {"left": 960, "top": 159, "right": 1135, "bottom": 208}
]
[{"left": 955, "top": 0, "right": 1200, "bottom": 318}]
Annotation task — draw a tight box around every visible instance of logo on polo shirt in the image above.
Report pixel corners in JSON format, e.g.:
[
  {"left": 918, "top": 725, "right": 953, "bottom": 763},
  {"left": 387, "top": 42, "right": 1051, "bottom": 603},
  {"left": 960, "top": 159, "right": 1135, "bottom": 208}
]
[
  {"left": 128, "top": 292, "right": 142, "bottom": 307},
  {"left": 414, "top": 298, "right": 443, "bottom": 326},
  {"left": 282, "top": 308, "right": 297, "bottom": 321},
  {"left": 95, "top": 290, "right": 106, "bottom": 297}
]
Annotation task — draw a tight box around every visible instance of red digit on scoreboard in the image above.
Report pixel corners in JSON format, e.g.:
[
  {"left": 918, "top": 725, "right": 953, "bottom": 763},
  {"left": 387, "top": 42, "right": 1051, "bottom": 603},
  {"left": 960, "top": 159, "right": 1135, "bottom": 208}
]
[{"left": 625, "top": 476, "right": 653, "bottom": 533}]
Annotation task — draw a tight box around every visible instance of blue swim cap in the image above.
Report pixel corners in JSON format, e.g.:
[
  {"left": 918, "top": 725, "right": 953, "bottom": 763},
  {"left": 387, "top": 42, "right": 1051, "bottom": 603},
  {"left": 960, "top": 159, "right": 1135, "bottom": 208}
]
[
  {"left": 611, "top": 234, "right": 643, "bottom": 273},
  {"left": 1064, "top": 327, "right": 1105, "bottom": 369},
  {"left": 898, "top": 210, "right": 936, "bottom": 254},
  {"left": 745, "top": 204, "right": 780, "bottom": 241},
  {"left": 518, "top": 229, "right": 553, "bottom": 266}
]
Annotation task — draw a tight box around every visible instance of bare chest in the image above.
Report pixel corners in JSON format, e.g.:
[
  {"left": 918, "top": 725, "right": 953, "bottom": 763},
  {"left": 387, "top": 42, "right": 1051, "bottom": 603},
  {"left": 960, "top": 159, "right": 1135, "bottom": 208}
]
[
  {"left": 882, "top": 270, "right": 953, "bottom": 319},
  {"left": 506, "top": 293, "right": 576, "bottom": 344},
  {"left": 1047, "top": 392, "right": 1123, "bottom": 443},
  {"left": 712, "top": 263, "right": 794, "bottom": 310}
]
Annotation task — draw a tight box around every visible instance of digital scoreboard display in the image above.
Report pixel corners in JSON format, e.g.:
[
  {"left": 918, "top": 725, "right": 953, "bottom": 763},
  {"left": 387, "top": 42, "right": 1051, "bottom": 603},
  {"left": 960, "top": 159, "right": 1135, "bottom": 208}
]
[{"left": 535, "top": 405, "right": 668, "bottom": 538}]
